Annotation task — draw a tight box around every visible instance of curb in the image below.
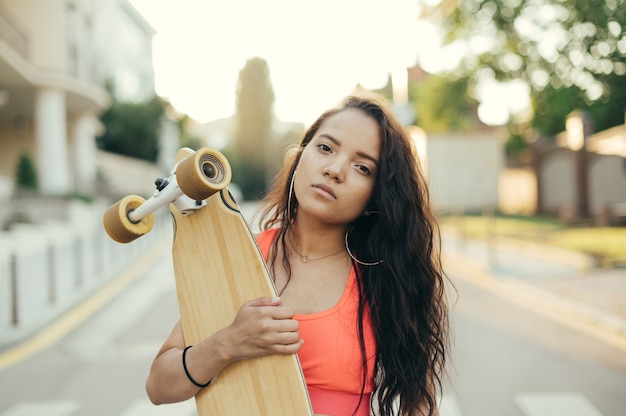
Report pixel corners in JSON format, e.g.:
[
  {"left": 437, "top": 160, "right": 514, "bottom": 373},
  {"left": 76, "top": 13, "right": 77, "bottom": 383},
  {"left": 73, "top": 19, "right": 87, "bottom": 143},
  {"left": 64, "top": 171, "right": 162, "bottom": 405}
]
[
  {"left": 441, "top": 228, "right": 596, "bottom": 272},
  {"left": 0, "top": 237, "right": 171, "bottom": 370},
  {"left": 443, "top": 250, "right": 626, "bottom": 353}
]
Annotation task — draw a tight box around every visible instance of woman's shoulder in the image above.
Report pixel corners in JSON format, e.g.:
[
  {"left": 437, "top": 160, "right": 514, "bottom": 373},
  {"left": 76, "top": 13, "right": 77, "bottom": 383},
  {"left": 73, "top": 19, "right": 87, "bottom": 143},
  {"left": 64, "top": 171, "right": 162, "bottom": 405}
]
[
  {"left": 255, "top": 227, "right": 280, "bottom": 257},
  {"left": 255, "top": 227, "right": 279, "bottom": 240}
]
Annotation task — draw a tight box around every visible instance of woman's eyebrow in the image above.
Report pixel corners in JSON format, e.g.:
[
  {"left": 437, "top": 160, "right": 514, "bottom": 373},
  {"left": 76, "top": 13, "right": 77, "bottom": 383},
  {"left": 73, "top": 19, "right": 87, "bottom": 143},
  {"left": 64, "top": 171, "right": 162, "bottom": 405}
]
[
  {"left": 319, "top": 133, "right": 379, "bottom": 166},
  {"left": 319, "top": 133, "right": 340, "bottom": 145},
  {"left": 358, "top": 151, "right": 379, "bottom": 167}
]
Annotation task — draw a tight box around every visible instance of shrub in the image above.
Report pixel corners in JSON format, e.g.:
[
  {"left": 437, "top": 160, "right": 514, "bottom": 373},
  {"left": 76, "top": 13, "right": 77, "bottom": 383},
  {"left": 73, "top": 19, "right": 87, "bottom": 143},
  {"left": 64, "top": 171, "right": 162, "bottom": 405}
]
[{"left": 15, "top": 152, "right": 38, "bottom": 193}]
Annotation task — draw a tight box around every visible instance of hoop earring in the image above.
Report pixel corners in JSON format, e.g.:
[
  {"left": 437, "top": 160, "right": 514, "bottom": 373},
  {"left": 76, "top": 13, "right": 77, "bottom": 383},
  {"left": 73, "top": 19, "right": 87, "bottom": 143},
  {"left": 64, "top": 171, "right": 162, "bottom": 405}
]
[
  {"left": 344, "top": 226, "right": 383, "bottom": 266},
  {"left": 287, "top": 171, "right": 296, "bottom": 224}
]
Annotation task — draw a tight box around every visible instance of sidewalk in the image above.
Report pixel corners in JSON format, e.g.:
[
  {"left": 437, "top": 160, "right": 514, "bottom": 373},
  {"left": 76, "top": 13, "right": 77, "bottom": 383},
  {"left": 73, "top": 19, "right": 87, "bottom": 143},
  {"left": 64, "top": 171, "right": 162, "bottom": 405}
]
[{"left": 442, "top": 230, "right": 626, "bottom": 352}]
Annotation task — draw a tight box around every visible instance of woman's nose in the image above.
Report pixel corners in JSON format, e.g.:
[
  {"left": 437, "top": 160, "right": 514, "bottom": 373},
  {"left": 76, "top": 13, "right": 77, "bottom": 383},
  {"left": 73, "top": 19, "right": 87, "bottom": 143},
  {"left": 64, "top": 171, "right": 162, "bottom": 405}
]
[{"left": 323, "top": 161, "right": 345, "bottom": 182}]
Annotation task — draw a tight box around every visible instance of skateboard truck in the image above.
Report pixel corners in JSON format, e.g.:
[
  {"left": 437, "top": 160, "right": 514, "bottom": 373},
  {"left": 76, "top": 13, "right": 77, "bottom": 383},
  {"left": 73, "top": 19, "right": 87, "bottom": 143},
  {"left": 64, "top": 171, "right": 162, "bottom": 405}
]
[
  {"left": 128, "top": 172, "right": 206, "bottom": 224},
  {"left": 103, "top": 147, "right": 231, "bottom": 244}
]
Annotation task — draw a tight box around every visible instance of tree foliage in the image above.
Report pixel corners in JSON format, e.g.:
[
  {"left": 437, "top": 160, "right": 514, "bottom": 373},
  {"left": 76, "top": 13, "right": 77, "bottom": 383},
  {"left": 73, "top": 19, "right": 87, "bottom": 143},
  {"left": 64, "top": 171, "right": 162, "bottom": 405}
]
[
  {"left": 534, "top": 70, "right": 626, "bottom": 136},
  {"left": 15, "top": 151, "right": 38, "bottom": 193},
  {"left": 230, "top": 57, "right": 275, "bottom": 200},
  {"left": 97, "top": 96, "right": 165, "bottom": 162},
  {"left": 439, "top": 0, "right": 626, "bottom": 138},
  {"left": 409, "top": 74, "right": 477, "bottom": 132},
  {"left": 179, "top": 116, "right": 204, "bottom": 151}
]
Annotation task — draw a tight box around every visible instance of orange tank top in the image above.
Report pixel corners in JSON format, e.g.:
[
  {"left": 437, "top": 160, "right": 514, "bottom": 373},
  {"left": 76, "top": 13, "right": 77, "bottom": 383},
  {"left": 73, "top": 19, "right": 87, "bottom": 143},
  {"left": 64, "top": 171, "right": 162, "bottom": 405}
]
[{"left": 257, "top": 228, "right": 377, "bottom": 416}]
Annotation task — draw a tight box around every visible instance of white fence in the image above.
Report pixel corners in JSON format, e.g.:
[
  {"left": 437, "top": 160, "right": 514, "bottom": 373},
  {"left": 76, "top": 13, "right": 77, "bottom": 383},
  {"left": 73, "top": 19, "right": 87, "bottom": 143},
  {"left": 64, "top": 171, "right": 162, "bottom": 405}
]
[{"left": 0, "top": 200, "right": 170, "bottom": 346}]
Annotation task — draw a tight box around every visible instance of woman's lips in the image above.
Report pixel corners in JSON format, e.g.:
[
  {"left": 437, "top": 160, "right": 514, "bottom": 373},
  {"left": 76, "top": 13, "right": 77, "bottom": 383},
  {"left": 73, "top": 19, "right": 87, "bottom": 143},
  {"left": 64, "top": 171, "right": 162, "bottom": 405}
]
[{"left": 312, "top": 184, "right": 336, "bottom": 199}]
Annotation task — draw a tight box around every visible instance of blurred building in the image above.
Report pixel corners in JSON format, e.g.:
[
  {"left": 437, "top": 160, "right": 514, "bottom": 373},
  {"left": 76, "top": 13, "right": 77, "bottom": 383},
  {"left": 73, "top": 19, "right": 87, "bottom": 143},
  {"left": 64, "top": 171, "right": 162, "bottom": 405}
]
[
  {"left": 421, "top": 129, "right": 505, "bottom": 214},
  {"left": 527, "top": 111, "right": 626, "bottom": 224},
  {"left": 0, "top": 0, "right": 154, "bottom": 200}
]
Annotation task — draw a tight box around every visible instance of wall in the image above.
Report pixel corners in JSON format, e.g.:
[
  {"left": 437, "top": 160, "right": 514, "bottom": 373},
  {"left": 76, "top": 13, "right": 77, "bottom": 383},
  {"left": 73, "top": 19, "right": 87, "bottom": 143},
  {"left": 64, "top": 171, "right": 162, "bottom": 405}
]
[
  {"left": 538, "top": 148, "right": 626, "bottom": 218},
  {"left": 539, "top": 149, "right": 577, "bottom": 215},
  {"left": 498, "top": 167, "right": 537, "bottom": 215},
  {"left": 589, "top": 154, "right": 626, "bottom": 215},
  {"left": 0, "top": 200, "right": 169, "bottom": 346},
  {"left": 426, "top": 131, "right": 504, "bottom": 213},
  {"left": 96, "top": 149, "right": 166, "bottom": 199}
]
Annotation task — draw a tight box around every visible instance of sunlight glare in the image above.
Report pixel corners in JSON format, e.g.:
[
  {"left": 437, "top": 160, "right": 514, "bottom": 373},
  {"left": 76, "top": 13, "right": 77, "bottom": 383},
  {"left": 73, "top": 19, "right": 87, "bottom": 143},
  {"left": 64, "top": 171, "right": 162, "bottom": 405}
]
[{"left": 129, "top": 0, "right": 445, "bottom": 124}]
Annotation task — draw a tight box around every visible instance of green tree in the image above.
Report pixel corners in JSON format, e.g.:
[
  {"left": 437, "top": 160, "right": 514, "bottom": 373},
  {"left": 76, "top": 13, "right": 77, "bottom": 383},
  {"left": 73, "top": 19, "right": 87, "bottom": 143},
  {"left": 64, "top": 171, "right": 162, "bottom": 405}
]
[
  {"left": 15, "top": 151, "right": 38, "bottom": 193},
  {"left": 436, "top": 0, "right": 626, "bottom": 145},
  {"left": 409, "top": 74, "right": 476, "bottom": 132},
  {"left": 534, "top": 72, "right": 626, "bottom": 136},
  {"left": 97, "top": 96, "right": 166, "bottom": 162},
  {"left": 230, "top": 57, "right": 275, "bottom": 200},
  {"left": 179, "top": 115, "right": 204, "bottom": 151}
]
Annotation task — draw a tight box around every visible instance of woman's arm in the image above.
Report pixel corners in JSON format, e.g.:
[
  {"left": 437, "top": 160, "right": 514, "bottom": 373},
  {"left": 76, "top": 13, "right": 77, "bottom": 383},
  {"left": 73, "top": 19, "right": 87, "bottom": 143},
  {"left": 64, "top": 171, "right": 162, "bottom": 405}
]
[{"left": 146, "top": 296, "right": 302, "bottom": 404}]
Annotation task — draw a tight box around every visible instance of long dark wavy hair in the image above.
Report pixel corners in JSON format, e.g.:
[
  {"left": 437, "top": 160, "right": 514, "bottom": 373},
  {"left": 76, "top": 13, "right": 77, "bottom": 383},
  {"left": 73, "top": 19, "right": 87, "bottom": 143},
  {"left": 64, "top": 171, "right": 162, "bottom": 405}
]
[{"left": 258, "top": 92, "right": 449, "bottom": 416}]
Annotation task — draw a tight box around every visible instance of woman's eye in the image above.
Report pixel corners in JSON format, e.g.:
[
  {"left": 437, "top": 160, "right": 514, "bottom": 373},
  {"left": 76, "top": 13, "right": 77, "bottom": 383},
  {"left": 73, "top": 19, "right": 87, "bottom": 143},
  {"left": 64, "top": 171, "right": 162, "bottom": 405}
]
[
  {"left": 318, "top": 144, "right": 332, "bottom": 152},
  {"left": 357, "top": 165, "right": 371, "bottom": 175}
]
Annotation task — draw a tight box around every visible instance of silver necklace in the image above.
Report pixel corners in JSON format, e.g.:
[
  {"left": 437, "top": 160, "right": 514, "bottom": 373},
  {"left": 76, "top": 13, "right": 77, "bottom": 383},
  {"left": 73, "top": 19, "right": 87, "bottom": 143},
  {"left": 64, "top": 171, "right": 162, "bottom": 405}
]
[{"left": 288, "top": 234, "right": 345, "bottom": 263}]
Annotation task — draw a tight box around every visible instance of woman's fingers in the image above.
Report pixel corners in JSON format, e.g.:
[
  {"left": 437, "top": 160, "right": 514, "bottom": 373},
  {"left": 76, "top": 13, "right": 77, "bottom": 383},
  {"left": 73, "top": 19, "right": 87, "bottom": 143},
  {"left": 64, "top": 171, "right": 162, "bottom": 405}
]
[
  {"left": 271, "top": 339, "right": 303, "bottom": 355},
  {"left": 244, "top": 297, "right": 295, "bottom": 320},
  {"left": 246, "top": 296, "right": 282, "bottom": 307},
  {"left": 219, "top": 297, "right": 303, "bottom": 360}
]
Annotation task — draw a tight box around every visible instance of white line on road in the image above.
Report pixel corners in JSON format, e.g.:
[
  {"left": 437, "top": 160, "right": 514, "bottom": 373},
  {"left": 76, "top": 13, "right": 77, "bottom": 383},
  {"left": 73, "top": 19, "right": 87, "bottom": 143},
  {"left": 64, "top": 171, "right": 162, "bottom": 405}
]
[
  {"left": 63, "top": 255, "right": 175, "bottom": 361},
  {"left": 516, "top": 392, "right": 604, "bottom": 416},
  {"left": 0, "top": 401, "right": 79, "bottom": 416},
  {"left": 118, "top": 398, "right": 196, "bottom": 416}
]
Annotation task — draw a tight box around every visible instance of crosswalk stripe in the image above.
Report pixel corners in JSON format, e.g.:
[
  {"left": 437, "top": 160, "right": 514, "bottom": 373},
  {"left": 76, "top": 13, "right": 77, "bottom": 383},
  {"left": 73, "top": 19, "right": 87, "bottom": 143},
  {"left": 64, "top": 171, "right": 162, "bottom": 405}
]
[
  {"left": 118, "top": 398, "right": 196, "bottom": 416},
  {"left": 439, "top": 393, "right": 463, "bottom": 416},
  {"left": 1, "top": 392, "right": 610, "bottom": 416},
  {"left": 516, "top": 392, "right": 604, "bottom": 416},
  {"left": 0, "top": 401, "right": 80, "bottom": 416}
]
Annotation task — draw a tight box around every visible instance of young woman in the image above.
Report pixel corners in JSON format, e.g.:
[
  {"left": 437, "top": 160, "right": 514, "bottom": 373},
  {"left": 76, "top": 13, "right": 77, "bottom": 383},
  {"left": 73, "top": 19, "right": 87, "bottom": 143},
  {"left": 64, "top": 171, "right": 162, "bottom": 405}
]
[{"left": 146, "top": 93, "right": 449, "bottom": 416}]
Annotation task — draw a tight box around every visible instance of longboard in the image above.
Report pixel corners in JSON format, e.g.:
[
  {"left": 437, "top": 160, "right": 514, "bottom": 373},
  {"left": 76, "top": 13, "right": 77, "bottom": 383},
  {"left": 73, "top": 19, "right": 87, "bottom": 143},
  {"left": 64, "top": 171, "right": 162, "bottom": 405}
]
[{"left": 103, "top": 147, "right": 313, "bottom": 415}]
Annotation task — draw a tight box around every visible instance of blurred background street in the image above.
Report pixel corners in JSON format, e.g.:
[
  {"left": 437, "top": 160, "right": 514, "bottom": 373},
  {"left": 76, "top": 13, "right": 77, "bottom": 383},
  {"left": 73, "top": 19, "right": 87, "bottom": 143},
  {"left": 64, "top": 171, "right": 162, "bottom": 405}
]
[
  {"left": 0, "top": 202, "right": 625, "bottom": 416},
  {"left": 1, "top": 0, "right": 625, "bottom": 415}
]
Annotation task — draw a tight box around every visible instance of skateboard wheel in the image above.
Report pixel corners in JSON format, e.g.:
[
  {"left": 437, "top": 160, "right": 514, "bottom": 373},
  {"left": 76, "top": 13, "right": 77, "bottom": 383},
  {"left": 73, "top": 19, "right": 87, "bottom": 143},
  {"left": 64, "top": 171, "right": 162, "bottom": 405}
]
[
  {"left": 177, "top": 147, "right": 232, "bottom": 201},
  {"left": 103, "top": 195, "right": 155, "bottom": 243}
]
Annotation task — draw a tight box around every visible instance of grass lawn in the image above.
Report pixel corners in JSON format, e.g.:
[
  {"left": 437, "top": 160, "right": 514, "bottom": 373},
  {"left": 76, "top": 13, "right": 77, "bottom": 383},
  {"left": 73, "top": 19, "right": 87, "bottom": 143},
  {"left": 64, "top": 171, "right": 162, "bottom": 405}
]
[{"left": 438, "top": 213, "right": 626, "bottom": 268}]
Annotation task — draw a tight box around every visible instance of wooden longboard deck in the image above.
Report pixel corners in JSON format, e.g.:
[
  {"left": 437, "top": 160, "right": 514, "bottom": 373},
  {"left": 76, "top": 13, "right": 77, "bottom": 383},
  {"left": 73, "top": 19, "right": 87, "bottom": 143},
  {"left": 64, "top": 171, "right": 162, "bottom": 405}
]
[{"left": 170, "top": 188, "right": 313, "bottom": 415}]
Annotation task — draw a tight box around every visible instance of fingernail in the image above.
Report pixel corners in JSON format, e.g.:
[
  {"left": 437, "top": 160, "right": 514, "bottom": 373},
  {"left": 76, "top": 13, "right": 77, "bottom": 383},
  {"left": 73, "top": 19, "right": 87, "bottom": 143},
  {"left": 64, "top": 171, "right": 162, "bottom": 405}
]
[{"left": 271, "top": 297, "right": 280, "bottom": 302}]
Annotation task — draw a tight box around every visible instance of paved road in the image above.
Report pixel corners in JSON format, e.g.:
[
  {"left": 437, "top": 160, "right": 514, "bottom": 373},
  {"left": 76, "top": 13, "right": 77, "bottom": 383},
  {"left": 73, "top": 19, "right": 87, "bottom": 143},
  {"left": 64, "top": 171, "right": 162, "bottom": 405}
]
[
  {"left": 1, "top": 241, "right": 624, "bottom": 416},
  {"left": 444, "top": 276, "right": 626, "bottom": 416}
]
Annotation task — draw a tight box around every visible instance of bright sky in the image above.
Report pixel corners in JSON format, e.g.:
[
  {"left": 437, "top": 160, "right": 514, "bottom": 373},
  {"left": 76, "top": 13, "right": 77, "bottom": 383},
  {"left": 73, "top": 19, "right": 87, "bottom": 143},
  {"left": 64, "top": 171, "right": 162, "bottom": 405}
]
[{"left": 128, "top": 0, "right": 459, "bottom": 125}]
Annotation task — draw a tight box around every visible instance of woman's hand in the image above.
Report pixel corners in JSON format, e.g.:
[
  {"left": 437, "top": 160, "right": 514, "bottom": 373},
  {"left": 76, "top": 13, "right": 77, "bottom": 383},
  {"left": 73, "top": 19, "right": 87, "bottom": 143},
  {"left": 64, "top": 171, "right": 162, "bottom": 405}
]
[
  {"left": 146, "top": 296, "right": 301, "bottom": 405},
  {"left": 215, "top": 296, "right": 303, "bottom": 363}
]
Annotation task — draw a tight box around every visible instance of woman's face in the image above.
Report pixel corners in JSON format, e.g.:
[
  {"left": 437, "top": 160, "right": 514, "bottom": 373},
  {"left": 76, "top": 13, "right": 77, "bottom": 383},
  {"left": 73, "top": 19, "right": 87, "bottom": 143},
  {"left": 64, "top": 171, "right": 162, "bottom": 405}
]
[{"left": 293, "top": 109, "right": 381, "bottom": 226}]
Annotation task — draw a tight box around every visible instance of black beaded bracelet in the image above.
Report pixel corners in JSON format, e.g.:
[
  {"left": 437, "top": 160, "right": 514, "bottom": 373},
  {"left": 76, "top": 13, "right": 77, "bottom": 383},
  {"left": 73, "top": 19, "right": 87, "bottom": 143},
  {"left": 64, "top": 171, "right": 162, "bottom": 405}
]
[{"left": 182, "top": 346, "right": 213, "bottom": 388}]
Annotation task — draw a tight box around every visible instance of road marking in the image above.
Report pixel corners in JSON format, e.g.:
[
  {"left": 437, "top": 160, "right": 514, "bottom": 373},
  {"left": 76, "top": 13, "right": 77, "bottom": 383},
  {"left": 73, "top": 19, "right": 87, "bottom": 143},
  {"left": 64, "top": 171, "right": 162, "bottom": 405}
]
[
  {"left": 1, "top": 392, "right": 611, "bottom": 416},
  {"left": 0, "top": 401, "right": 79, "bottom": 416},
  {"left": 63, "top": 258, "right": 174, "bottom": 361},
  {"left": 516, "top": 392, "right": 604, "bottom": 416},
  {"left": 118, "top": 398, "right": 196, "bottom": 416},
  {"left": 0, "top": 238, "right": 170, "bottom": 371},
  {"left": 444, "top": 251, "right": 626, "bottom": 353},
  {"left": 439, "top": 393, "right": 463, "bottom": 416}
]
